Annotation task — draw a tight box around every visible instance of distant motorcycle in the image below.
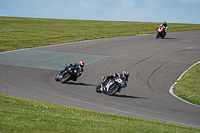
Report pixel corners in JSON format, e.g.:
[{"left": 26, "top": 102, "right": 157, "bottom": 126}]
[
  {"left": 96, "top": 76, "right": 125, "bottom": 96},
  {"left": 156, "top": 26, "right": 166, "bottom": 39},
  {"left": 55, "top": 67, "right": 78, "bottom": 83}
]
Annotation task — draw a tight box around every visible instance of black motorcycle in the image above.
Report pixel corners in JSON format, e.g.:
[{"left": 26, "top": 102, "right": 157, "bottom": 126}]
[
  {"left": 96, "top": 76, "right": 125, "bottom": 96},
  {"left": 55, "top": 67, "right": 78, "bottom": 83}
]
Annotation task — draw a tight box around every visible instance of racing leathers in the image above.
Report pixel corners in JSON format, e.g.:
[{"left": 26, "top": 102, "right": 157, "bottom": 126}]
[
  {"left": 161, "top": 22, "right": 168, "bottom": 35},
  {"left": 60, "top": 63, "right": 83, "bottom": 81}
]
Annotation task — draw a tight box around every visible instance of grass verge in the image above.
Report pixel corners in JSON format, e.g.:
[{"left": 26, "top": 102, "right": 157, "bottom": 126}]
[
  {"left": 1, "top": 93, "right": 200, "bottom": 133},
  {"left": 1, "top": 16, "right": 200, "bottom": 52},
  {"left": 174, "top": 63, "right": 200, "bottom": 105}
]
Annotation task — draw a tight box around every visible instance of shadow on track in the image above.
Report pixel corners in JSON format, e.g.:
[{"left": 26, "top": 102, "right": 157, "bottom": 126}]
[
  {"left": 113, "top": 94, "right": 148, "bottom": 99},
  {"left": 164, "top": 38, "right": 176, "bottom": 39},
  {"left": 63, "top": 82, "right": 97, "bottom": 86}
]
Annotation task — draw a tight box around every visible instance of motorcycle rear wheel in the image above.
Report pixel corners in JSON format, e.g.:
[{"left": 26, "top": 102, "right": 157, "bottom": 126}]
[
  {"left": 61, "top": 73, "right": 71, "bottom": 83},
  {"left": 162, "top": 32, "right": 166, "bottom": 39},
  {"left": 106, "top": 84, "right": 119, "bottom": 96}
]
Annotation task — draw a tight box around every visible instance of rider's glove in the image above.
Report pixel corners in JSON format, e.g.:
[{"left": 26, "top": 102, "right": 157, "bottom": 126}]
[{"left": 76, "top": 73, "right": 81, "bottom": 77}]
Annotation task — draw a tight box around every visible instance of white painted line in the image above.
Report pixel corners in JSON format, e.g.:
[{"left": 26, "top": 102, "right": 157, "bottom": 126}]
[
  {"left": 169, "top": 61, "right": 200, "bottom": 108},
  {"left": 136, "top": 34, "right": 151, "bottom": 36}
]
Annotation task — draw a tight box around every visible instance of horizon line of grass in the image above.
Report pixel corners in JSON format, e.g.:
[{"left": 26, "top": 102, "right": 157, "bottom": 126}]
[{"left": 1, "top": 16, "right": 200, "bottom": 52}]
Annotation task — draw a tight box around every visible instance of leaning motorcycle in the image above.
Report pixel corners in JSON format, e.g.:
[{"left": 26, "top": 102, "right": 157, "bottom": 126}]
[
  {"left": 96, "top": 76, "right": 125, "bottom": 96},
  {"left": 55, "top": 67, "right": 78, "bottom": 83},
  {"left": 156, "top": 26, "right": 165, "bottom": 39}
]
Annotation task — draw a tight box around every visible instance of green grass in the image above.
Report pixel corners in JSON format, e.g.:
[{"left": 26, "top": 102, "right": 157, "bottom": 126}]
[
  {"left": 1, "top": 16, "right": 200, "bottom": 52},
  {"left": 1, "top": 93, "right": 200, "bottom": 133},
  {"left": 174, "top": 63, "right": 200, "bottom": 105}
]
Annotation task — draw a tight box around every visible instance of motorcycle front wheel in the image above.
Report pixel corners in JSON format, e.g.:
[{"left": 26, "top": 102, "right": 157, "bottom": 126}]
[
  {"left": 156, "top": 33, "right": 160, "bottom": 39},
  {"left": 106, "top": 84, "right": 119, "bottom": 96},
  {"left": 96, "top": 85, "right": 102, "bottom": 93},
  {"left": 55, "top": 74, "right": 61, "bottom": 81},
  {"left": 61, "top": 73, "right": 71, "bottom": 83}
]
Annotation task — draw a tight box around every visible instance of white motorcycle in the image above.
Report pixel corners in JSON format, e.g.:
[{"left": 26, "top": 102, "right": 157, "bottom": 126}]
[{"left": 96, "top": 76, "right": 126, "bottom": 96}]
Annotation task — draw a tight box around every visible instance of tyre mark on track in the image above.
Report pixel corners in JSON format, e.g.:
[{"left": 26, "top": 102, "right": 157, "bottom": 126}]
[
  {"left": 127, "top": 54, "right": 157, "bottom": 88},
  {"left": 129, "top": 55, "right": 157, "bottom": 67},
  {"left": 147, "top": 62, "right": 167, "bottom": 92}
]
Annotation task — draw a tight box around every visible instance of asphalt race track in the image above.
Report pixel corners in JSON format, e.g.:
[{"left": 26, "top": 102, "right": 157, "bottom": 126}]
[{"left": 1, "top": 30, "right": 200, "bottom": 128}]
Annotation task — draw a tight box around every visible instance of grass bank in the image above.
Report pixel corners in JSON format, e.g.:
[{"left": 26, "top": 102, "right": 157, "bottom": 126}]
[
  {"left": 1, "top": 16, "right": 200, "bottom": 52},
  {"left": 1, "top": 94, "right": 200, "bottom": 133},
  {"left": 174, "top": 63, "right": 200, "bottom": 105}
]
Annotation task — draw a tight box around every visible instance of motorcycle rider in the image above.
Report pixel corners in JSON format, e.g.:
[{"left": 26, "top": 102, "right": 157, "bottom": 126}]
[
  {"left": 101, "top": 71, "right": 129, "bottom": 91},
  {"left": 60, "top": 61, "right": 84, "bottom": 81},
  {"left": 162, "top": 21, "right": 168, "bottom": 29},
  {"left": 161, "top": 21, "right": 168, "bottom": 36}
]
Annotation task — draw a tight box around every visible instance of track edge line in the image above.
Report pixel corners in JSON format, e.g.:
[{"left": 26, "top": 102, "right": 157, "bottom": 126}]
[{"left": 169, "top": 61, "right": 200, "bottom": 107}]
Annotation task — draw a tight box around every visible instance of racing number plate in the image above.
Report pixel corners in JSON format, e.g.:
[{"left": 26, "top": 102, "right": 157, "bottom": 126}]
[{"left": 116, "top": 78, "right": 123, "bottom": 84}]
